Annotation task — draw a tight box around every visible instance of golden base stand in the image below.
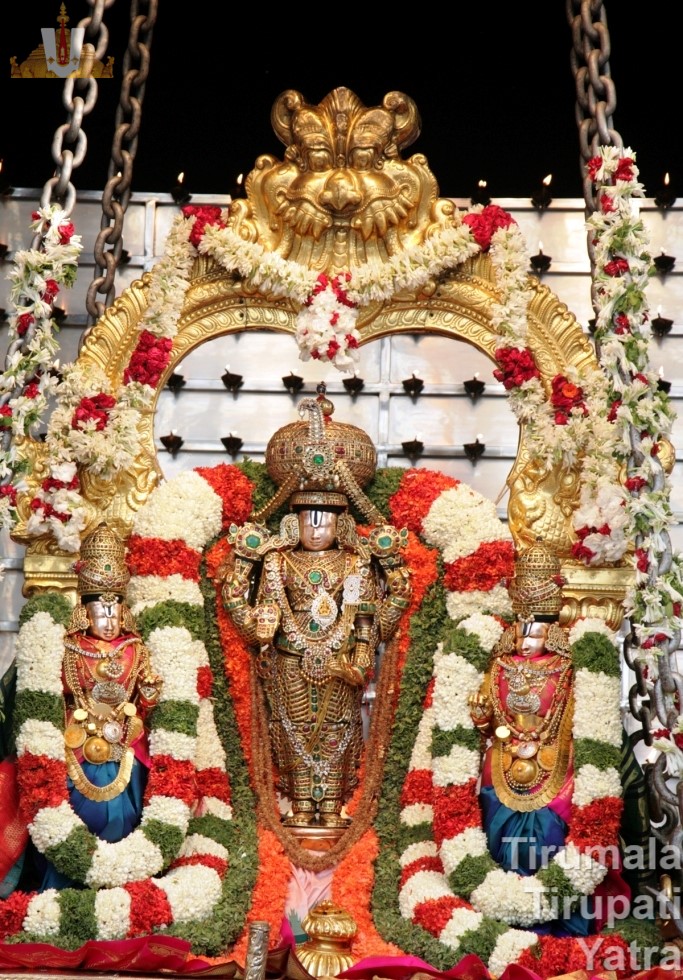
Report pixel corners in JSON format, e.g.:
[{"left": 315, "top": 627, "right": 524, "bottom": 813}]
[{"left": 295, "top": 902, "right": 357, "bottom": 978}]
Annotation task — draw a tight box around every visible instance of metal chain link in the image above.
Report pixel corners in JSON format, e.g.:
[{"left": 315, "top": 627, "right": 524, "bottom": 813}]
[
  {"left": 84, "top": 0, "right": 158, "bottom": 332},
  {"left": 568, "top": 0, "right": 683, "bottom": 936},
  {"left": 1, "top": 0, "right": 114, "bottom": 469},
  {"left": 35, "top": 0, "right": 116, "bottom": 232}
]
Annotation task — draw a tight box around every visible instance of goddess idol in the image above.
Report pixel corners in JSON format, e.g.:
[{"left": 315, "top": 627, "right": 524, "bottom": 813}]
[{"left": 221, "top": 387, "right": 411, "bottom": 829}]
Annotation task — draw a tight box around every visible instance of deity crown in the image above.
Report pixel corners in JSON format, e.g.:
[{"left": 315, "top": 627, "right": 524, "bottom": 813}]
[
  {"left": 509, "top": 539, "right": 564, "bottom": 620},
  {"left": 73, "top": 522, "right": 130, "bottom": 598}
]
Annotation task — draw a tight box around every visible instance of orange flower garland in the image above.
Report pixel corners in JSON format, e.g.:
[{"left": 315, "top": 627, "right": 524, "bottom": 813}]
[{"left": 229, "top": 828, "right": 291, "bottom": 966}]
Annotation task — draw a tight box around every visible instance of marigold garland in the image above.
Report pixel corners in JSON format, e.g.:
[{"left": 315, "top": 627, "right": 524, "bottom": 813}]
[
  {"left": 229, "top": 828, "right": 290, "bottom": 966},
  {"left": 388, "top": 469, "right": 460, "bottom": 534},
  {"left": 332, "top": 830, "right": 403, "bottom": 962},
  {"left": 127, "top": 536, "right": 202, "bottom": 580}
]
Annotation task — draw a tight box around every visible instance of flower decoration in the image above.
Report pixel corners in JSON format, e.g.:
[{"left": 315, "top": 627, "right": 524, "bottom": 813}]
[{"left": 296, "top": 273, "right": 361, "bottom": 369}]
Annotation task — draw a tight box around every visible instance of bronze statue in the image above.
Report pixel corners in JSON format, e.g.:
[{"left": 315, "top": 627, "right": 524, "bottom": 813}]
[{"left": 222, "top": 387, "right": 411, "bottom": 828}]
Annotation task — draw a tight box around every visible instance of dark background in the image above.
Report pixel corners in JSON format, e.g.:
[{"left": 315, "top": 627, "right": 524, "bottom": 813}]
[{"left": 1, "top": 2, "right": 679, "bottom": 202}]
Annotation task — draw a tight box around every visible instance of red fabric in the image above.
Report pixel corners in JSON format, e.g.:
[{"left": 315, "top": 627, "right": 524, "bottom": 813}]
[
  {"left": 0, "top": 935, "right": 237, "bottom": 974},
  {"left": 0, "top": 759, "right": 29, "bottom": 882}
]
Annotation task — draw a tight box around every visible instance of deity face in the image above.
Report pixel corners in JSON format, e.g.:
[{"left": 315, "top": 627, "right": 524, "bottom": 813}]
[
  {"left": 514, "top": 621, "right": 549, "bottom": 658},
  {"left": 298, "top": 509, "right": 338, "bottom": 552},
  {"left": 85, "top": 599, "right": 123, "bottom": 641}
]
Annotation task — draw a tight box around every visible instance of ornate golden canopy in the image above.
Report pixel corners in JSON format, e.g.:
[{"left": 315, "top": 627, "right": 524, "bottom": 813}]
[{"left": 13, "top": 86, "right": 633, "bottom": 627}]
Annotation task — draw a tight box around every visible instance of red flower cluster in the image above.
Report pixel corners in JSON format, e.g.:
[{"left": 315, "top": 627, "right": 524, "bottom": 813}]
[
  {"left": 641, "top": 632, "right": 670, "bottom": 650},
  {"left": 443, "top": 539, "right": 514, "bottom": 593},
  {"left": 0, "top": 406, "right": 11, "bottom": 427},
  {"left": 432, "top": 778, "right": 481, "bottom": 846},
  {"left": 123, "top": 330, "right": 173, "bottom": 388},
  {"left": 604, "top": 257, "right": 630, "bottom": 278},
  {"left": 388, "top": 468, "right": 459, "bottom": 534},
  {"left": 58, "top": 221, "right": 75, "bottom": 245},
  {"left": 17, "top": 754, "right": 69, "bottom": 820},
  {"left": 587, "top": 155, "right": 635, "bottom": 184},
  {"left": 124, "top": 879, "right": 173, "bottom": 936},
  {"left": 634, "top": 547, "right": 649, "bottom": 573},
  {"left": 412, "top": 895, "right": 470, "bottom": 935},
  {"left": 16, "top": 313, "right": 35, "bottom": 337},
  {"left": 306, "top": 272, "right": 355, "bottom": 308},
  {"left": 550, "top": 374, "right": 588, "bottom": 424},
  {"left": 0, "top": 890, "right": 32, "bottom": 940},
  {"left": 0, "top": 485, "right": 17, "bottom": 506},
  {"left": 196, "top": 766, "right": 231, "bottom": 804},
  {"left": 651, "top": 727, "right": 683, "bottom": 749},
  {"left": 571, "top": 540, "right": 595, "bottom": 563},
  {"left": 126, "top": 535, "right": 202, "bottom": 580},
  {"left": 568, "top": 796, "right": 624, "bottom": 861},
  {"left": 399, "top": 854, "right": 444, "bottom": 889},
  {"left": 143, "top": 755, "right": 198, "bottom": 808},
  {"left": 607, "top": 398, "right": 622, "bottom": 422},
  {"left": 400, "top": 767, "right": 433, "bottom": 809},
  {"left": 462, "top": 204, "right": 515, "bottom": 251},
  {"left": 196, "top": 664, "right": 213, "bottom": 699},
  {"left": 196, "top": 463, "right": 254, "bottom": 529},
  {"left": 23, "top": 382, "right": 40, "bottom": 399},
  {"left": 493, "top": 345, "right": 540, "bottom": 390},
  {"left": 614, "top": 313, "right": 631, "bottom": 334},
  {"left": 71, "top": 392, "right": 117, "bottom": 431},
  {"left": 41, "top": 279, "right": 59, "bottom": 302},
  {"left": 181, "top": 205, "right": 227, "bottom": 248}
]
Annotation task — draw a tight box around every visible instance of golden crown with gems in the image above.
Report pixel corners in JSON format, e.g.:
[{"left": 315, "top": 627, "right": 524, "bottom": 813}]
[
  {"left": 254, "top": 384, "right": 382, "bottom": 524},
  {"left": 508, "top": 539, "right": 564, "bottom": 620},
  {"left": 73, "top": 522, "right": 130, "bottom": 598}
]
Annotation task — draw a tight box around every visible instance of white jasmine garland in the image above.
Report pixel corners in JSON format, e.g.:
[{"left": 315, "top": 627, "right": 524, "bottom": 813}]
[
  {"left": 457, "top": 613, "right": 505, "bottom": 652},
  {"left": 446, "top": 584, "right": 512, "bottom": 621},
  {"left": 127, "top": 574, "right": 205, "bottom": 614},
  {"left": 432, "top": 654, "right": 482, "bottom": 730},
  {"left": 95, "top": 888, "right": 131, "bottom": 940},
  {"left": 400, "top": 804, "right": 434, "bottom": 826},
  {"left": 573, "top": 765, "right": 623, "bottom": 808},
  {"left": 431, "top": 743, "right": 481, "bottom": 787},
  {"left": 399, "top": 840, "right": 438, "bottom": 868},
  {"left": 29, "top": 801, "right": 81, "bottom": 851},
  {"left": 86, "top": 832, "right": 164, "bottom": 888},
  {"left": 148, "top": 728, "right": 197, "bottom": 760},
  {"left": 408, "top": 706, "right": 435, "bottom": 770},
  {"left": 201, "top": 797, "right": 233, "bottom": 821},
  {"left": 195, "top": 697, "right": 227, "bottom": 771},
  {"left": 573, "top": 670, "right": 622, "bottom": 745},
  {"left": 569, "top": 617, "right": 618, "bottom": 645},
  {"left": 15, "top": 718, "right": 65, "bottom": 760},
  {"left": 422, "top": 485, "right": 512, "bottom": 561},
  {"left": 23, "top": 890, "right": 61, "bottom": 937},
  {"left": 147, "top": 628, "right": 204, "bottom": 704},
  {"left": 440, "top": 826, "right": 489, "bottom": 876},
  {"left": 141, "top": 795, "right": 192, "bottom": 831},
  {"left": 15, "top": 612, "right": 66, "bottom": 694},
  {"left": 551, "top": 843, "right": 608, "bottom": 894},
  {"left": 440, "top": 907, "right": 484, "bottom": 946},
  {"left": 471, "top": 869, "right": 555, "bottom": 926},
  {"left": 179, "top": 833, "right": 229, "bottom": 861},
  {"left": 131, "top": 469, "right": 223, "bottom": 550},
  {"left": 399, "top": 869, "right": 453, "bottom": 918},
  {"left": 154, "top": 865, "right": 222, "bottom": 922},
  {"left": 487, "top": 929, "right": 539, "bottom": 978}
]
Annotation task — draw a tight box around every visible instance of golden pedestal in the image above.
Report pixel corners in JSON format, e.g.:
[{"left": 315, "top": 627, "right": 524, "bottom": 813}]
[{"left": 295, "top": 901, "right": 357, "bottom": 978}]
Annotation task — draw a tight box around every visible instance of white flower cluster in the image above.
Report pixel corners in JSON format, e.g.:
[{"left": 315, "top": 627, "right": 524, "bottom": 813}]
[
  {"left": 294, "top": 279, "right": 361, "bottom": 370},
  {"left": 422, "top": 484, "right": 512, "bottom": 562},
  {"left": 131, "top": 468, "right": 223, "bottom": 550}
]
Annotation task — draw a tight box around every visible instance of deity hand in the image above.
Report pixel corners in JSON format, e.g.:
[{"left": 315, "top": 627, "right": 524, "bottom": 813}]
[
  {"left": 328, "top": 653, "right": 365, "bottom": 688},
  {"left": 138, "top": 670, "right": 163, "bottom": 707},
  {"left": 468, "top": 690, "right": 493, "bottom": 731}
]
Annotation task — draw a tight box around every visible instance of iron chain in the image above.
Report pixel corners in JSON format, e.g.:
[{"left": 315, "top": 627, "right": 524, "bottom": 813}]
[{"left": 84, "top": 0, "right": 158, "bottom": 330}]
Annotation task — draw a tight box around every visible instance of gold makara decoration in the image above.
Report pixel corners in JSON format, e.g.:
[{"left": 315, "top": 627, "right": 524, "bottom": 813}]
[{"left": 295, "top": 901, "right": 357, "bottom": 977}]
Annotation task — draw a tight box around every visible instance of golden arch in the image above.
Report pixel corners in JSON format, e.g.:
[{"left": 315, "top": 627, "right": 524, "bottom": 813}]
[{"left": 15, "top": 87, "right": 633, "bottom": 626}]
